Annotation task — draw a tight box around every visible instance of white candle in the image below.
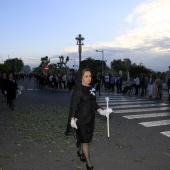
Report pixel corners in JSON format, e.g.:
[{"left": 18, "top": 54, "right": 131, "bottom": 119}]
[
  {"left": 105, "top": 97, "right": 109, "bottom": 109},
  {"left": 107, "top": 116, "right": 110, "bottom": 138}
]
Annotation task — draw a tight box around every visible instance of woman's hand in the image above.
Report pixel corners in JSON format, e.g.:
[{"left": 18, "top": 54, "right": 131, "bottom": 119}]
[
  {"left": 70, "top": 118, "right": 78, "bottom": 129},
  {"left": 98, "top": 108, "right": 113, "bottom": 118},
  {"left": 98, "top": 109, "right": 109, "bottom": 117}
]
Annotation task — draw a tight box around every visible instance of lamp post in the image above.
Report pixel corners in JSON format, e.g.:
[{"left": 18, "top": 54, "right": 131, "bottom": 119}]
[
  {"left": 75, "top": 34, "right": 85, "bottom": 66},
  {"left": 96, "top": 50, "right": 104, "bottom": 75}
]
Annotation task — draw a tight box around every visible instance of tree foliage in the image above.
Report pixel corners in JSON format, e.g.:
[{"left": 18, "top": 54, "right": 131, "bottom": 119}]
[
  {"left": 39, "top": 56, "right": 50, "bottom": 68},
  {"left": 80, "top": 57, "right": 107, "bottom": 74},
  {"left": 3, "top": 58, "right": 24, "bottom": 73},
  {"left": 111, "top": 59, "right": 127, "bottom": 73},
  {"left": 129, "top": 63, "right": 152, "bottom": 78}
]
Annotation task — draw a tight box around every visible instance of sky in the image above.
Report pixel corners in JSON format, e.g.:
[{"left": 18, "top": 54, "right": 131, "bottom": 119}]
[{"left": 0, "top": 0, "right": 170, "bottom": 72}]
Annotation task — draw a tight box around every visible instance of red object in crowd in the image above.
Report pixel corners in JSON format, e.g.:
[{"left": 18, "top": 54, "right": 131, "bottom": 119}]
[{"left": 44, "top": 66, "right": 49, "bottom": 70}]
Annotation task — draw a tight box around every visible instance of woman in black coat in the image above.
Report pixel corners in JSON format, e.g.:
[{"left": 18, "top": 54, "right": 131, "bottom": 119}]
[
  {"left": 69, "top": 68, "right": 108, "bottom": 170},
  {"left": 6, "top": 72, "right": 18, "bottom": 110}
]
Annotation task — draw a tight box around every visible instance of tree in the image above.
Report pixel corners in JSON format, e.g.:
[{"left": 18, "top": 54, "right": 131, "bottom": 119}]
[
  {"left": 57, "top": 56, "right": 69, "bottom": 74},
  {"left": 48, "top": 63, "right": 57, "bottom": 73},
  {"left": 111, "top": 59, "right": 127, "bottom": 73},
  {"left": 80, "top": 57, "right": 107, "bottom": 74},
  {"left": 128, "top": 63, "right": 152, "bottom": 78},
  {"left": 3, "top": 58, "right": 24, "bottom": 73},
  {"left": 0, "top": 64, "right": 6, "bottom": 73},
  {"left": 39, "top": 56, "right": 50, "bottom": 68}
]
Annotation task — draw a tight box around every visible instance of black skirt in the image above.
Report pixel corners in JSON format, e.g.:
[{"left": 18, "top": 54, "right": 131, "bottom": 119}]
[{"left": 76, "top": 116, "right": 95, "bottom": 145}]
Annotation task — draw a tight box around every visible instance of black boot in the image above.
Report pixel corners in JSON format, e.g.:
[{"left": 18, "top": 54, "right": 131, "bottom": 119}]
[
  {"left": 77, "top": 150, "right": 86, "bottom": 162},
  {"left": 86, "top": 164, "right": 94, "bottom": 170}
]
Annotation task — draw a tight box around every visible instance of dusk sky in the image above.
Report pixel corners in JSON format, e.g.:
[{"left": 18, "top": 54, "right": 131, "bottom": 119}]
[{"left": 0, "top": 0, "right": 170, "bottom": 72}]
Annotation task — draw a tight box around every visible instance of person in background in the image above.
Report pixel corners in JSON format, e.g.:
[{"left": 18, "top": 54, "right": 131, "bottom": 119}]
[
  {"left": 6, "top": 72, "right": 18, "bottom": 110},
  {"left": 48, "top": 74, "right": 53, "bottom": 88},
  {"left": 1, "top": 72, "right": 7, "bottom": 103},
  {"left": 156, "top": 76, "right": 163, "bottom": 99},
  {"left": 148, "top": 75, "right": 155, "bottom": 98},
  {"left": 104, "top": 73, "right": 110, "bottom": 89},
  {"left": 140, "top": 74, "right": 145, "bottom": 96},
  {"left": 115, "top": 75, "right": 120, "bottom": 93},
  {"left": 68, "top": 68, "right": 109, "bottom": 170},
  {"left": 152, "top": 79, "right": 159, "bottom": 99},
  {"left": 167, "top": 77, "right": 170, "bottom": 100},
  {"left": 93, "top": 72, "right": 102, "bottom": 96},
  {"left": 67, "top": 73, "right": 73, "bottom": 91},
  {"left": 118, "top": 74, "right": 123, "bottom": 93},
  {"left": 58, "top": 73, "right": 62, "bottom": 89},
  {"left": 62, "top": 73, "right": 67, "bottom": 89},
  {"left": 110, "top": 74, "right": 116, "bottom": 92},
  {"left": 134, "top": 75, "right": 140, "bottom": 95},
  {"left": 144, "top": 74, "right": 149, "bottom": 96}
]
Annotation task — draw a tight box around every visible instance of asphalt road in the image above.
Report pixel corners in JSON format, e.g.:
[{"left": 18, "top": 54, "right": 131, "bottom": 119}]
[{"left": 0, "top": 78, "right": 170, "bottom": 170}]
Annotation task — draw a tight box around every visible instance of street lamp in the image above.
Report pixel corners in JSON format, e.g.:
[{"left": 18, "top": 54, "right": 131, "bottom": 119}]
[{"left": 96, "top": 50, "right": 104, "bottom": 75}]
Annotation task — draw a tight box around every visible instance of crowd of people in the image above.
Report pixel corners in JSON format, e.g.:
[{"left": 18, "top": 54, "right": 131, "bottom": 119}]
[
  {"left": 92, "top": 72, "right": 169, "bottom": 101},
  {"left": 1, "top": 70, "right": 169, "bottom": 113},
  {"left": 122, "top": 74, "right": 168, "bottom": 100},
  {"left": 34, "top": 72, "right": 76, "bottom": 91}
]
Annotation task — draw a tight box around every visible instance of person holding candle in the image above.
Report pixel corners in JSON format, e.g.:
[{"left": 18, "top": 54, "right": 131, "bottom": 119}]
[{"left": 69, "top": 67, "right": 109, "bottom": 170}]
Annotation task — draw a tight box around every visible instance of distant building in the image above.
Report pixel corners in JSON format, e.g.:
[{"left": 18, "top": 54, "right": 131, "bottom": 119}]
[
  {"left": 22, "top": 65, "right": 31, "bottom": 73},
  {"left": 123, "top": 58, "right": 131, "bottom": 68}
]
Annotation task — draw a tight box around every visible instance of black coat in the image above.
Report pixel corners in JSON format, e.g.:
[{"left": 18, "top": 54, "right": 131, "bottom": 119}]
[
  {"left": 75, "top": 85, "right": 100, "bottom": 127},
  {"left": 6, "top": 79, "right": 18, "bottom": 100}
]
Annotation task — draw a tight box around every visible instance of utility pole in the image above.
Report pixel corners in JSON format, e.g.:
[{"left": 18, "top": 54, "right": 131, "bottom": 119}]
[
  {"left": 96, "top": 50, "right": 104, "bottom": 76},
  {"left": 75, "top": 34, "right": 85, "bottom": 66}
]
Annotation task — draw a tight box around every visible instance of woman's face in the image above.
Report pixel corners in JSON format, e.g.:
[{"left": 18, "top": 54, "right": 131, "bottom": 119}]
[{"left": 82, "top": 71, "right": 91, "bottom": 86}]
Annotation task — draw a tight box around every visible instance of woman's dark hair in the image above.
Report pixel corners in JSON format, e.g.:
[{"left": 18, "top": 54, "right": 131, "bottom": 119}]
[{"left": 81, "top": 68, "right": 91, "bottom": 77}]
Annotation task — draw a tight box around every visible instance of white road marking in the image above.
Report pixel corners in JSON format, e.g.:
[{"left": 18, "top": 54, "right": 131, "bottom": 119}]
[
  {"left": 139, "top": 120, "right": 170, "bottom": 127},
  {"left": 97, "top": 94, "right": 170, "bottom": 138},
  {"left": 97, "top": 99, "right": 147, "bottom": 103},
  {"left": 114, "top": 107, "right": 170, "bottom": 113},
  {"left": 123, "top": 113, "right": 170, "bottom": 119},
  {"left": 99, "top": 103, "right": 167, "bottom": 108},
  {"left": 160, "top": 131, "right": 170, "bottom": 137}
]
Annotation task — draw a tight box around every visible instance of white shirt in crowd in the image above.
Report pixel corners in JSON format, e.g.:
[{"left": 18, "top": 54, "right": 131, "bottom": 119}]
[
  {"left": 105, "top": 74, "right": 110, "bottom": 82},
  {"left": 134, "top": 77, "right": 140, "bottom": 85}
]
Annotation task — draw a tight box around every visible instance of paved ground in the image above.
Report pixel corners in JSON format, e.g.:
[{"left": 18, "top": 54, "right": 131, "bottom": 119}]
[{"left": 0, "top": 78, "right": 170, "bottom": 170}]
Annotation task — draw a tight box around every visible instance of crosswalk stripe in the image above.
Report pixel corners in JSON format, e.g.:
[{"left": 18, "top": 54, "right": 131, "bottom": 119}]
[
  {"left": 160, "top": 131, "right": 170, "bottom": 137},
  {"left": 97, "top": 93, "right": 170, "bottom": 138},
  {"left": 114, "top": 107, "right": 170, "bottom": 113},
  {"left": 139, "top": 120, "right": 170, "bottom": 127},
  {"left": 98, "top": 101, "right": 156, "bottom": 105},
  {"left": 97, "top": 99, "right": 148, "bottom": 103},
  {"left": 99, "top": 103, "right": 167, "bottom": 108},
  {"left": 123, "top": 113, "right": 170, "bottom": 119}
]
